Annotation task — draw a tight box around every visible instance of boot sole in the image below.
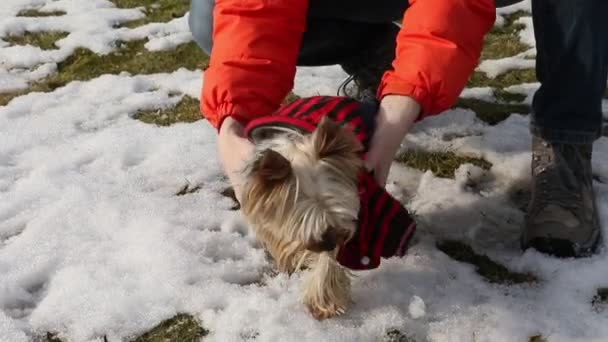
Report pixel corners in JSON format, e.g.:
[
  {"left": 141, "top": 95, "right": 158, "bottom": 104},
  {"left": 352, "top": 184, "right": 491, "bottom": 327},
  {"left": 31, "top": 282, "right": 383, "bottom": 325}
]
[{"left": 521, "top": 229, "right": 602, "bottom": 258}]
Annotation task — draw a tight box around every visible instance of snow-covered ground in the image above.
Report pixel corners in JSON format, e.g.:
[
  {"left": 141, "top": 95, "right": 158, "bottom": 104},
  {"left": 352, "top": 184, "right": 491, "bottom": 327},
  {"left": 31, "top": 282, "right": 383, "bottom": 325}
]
[{"left": 1, "top": 0, "right": 608, "bottom": 341}]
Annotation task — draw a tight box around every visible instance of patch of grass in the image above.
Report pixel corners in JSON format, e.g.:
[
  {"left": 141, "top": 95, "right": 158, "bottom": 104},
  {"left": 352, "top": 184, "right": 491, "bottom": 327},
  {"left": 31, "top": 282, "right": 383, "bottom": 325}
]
[
  {"left": 45, "top": 332, "right": 63, "bottom": 342},
  {"left": 282, "top": 92, "right": 300, "bottom": 105},
  {"left": 482, "top": 11, "right": 531, "bottom": 60},
  {"left": 0, "top": 40, "right": 208, "bottom": 106},
  {"left": 396, "top": 150, "right": 492, "bottom": 178},
  {"left": 111, "top": 0, "right": 190, "bottom": 28},
  {"left": 529, "top": 335, "right": 548, "bottom": 342},
  {"left": 460, "top": 11, "right": 536, "bottom": 125},
  {"left": 437, "top": 240, "right": 539, "bottom": 285},
  {"left": 17, "top": 9, "right": 66, "bottom": 17},
  {"left": 175, "top": 180, "right": 201, "bottom": 196},
  {"left": 134, "top": 95, "right": 201, "bottom": 126},
  {"left": 4, "top": 31, "right": 68, "bottom": 50},
  {"left": 221, "top": 187, "right": 240, "bottom": 210},
  {"left": 455, "top": 97, "right": 531, "bottom": 125},
  {"left": 384, "top": 329, "right": 416, "bottom": 342},
  {"left": 54, "top": 40, "right": 208, "bottom": 81},
  {"left": 132, "top": 314, "right": 207, "bottom": 342},
  {"left": 0, "top": 91, "right": 27, "bottom": 107},
  {"left": 592, "top": 287, "right": 608, "bottom": 306},
  {"left": 463, "top": 69, "right": 535, "bottom": 125},
  {"left": 467, "top": 69, "right": 537, "bottom": 89},
  {"left": 493, "top": 88, "right": 528, "bottom": 103}
]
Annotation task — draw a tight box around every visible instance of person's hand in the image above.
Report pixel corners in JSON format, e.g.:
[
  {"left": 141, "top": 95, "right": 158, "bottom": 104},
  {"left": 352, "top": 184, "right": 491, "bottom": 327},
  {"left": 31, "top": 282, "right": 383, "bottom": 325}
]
[
  {"left": 217, "top": 116, "right": 255, "bottom": 203},
  {"left": 364, "top": 95, "right": 421, "bottom": 186}
]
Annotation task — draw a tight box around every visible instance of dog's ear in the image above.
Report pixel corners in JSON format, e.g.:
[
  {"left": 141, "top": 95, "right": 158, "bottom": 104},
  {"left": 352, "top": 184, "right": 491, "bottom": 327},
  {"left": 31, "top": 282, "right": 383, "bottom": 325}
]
[
  {"left": 251, "top": 149, "right": 292, "bottom": 184},
  {"left": 312, "top": 117, "right": 363, "bottom": 159}
]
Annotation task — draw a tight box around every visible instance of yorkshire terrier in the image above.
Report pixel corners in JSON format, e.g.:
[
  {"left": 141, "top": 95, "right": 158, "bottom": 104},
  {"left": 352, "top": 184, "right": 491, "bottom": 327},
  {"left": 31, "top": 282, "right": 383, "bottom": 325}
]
[{"left": 239, "top": 96, "right": 417, "bottom": 320}]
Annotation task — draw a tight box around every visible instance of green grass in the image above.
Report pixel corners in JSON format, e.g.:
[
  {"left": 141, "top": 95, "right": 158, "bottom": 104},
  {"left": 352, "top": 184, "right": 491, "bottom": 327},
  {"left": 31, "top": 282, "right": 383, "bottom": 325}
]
[
  {"left": 482, "top": 10, "right": 531, "bottom": 60},
  {"left": 4, "top": 31, "right": 68, "bottom": 50},
  {"left": 457, "top": 11, "right": 535, "bottom": 124},
  {"left": 467, "top": 68, "right": 537, "bottom": 90},
  {"left": 494, "top": 88, "right": 528, "bottom": 103},
  {"left": 437, "top": 240, "right": 539, "bottom": 285},
  {"left": 110, "top": 0, "right": 190, "bottom": 28},
  {"left": 17, "top": 9, "right": 66, "bottom": 17},
  {"left": 132, "top": 314, "right": 207, "bottom": 342},
  {"left": 0, "top": 40, "right": 208, "bottom": 106},
  {"left": 396, "top": 150, "right": 492, "bottom": 178},
  {"left": 455, "top": 98, "right": 531, "bottom": 125},
  {"left": 134, "top": 95, "right": 201, "bottom": 126}
]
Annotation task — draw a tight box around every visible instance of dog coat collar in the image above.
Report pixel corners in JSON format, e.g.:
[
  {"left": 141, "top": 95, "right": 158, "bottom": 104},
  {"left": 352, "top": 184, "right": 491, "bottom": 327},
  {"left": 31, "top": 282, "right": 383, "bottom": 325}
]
[{"left": 244, "top": 96, "right": 417, "bottom": 270}]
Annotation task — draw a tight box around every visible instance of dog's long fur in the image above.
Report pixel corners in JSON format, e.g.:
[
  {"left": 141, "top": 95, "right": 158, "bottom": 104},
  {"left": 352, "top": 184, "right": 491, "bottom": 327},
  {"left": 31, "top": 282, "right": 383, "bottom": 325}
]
[{"left": 240, "top": 117, "right": 363, "bottom": 319}]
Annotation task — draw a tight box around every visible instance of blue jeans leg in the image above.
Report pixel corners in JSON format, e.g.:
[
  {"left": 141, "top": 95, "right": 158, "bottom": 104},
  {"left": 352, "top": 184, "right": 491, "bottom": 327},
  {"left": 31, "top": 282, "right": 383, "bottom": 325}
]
[
  {"left": 531, "top": 0, "right": 608, "bottom": 144},
  {"left": 188, "top": 0, "right": 214, "bottom": 55}
]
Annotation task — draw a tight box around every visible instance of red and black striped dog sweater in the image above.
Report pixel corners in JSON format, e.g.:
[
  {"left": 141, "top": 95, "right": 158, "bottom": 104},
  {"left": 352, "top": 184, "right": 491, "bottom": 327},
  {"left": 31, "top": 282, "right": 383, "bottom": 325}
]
[{"left": 244, "top": 96, "right": 417, "bottom": 270}]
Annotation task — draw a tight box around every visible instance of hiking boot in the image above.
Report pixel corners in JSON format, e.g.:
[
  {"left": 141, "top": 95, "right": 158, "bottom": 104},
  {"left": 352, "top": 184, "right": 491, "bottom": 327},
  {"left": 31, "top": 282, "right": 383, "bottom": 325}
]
[
  {"left": 337, "top": 23, "right": 399, "bottom": 103},
  {"left": 521, "top": 135, "right": 602, "bottom": 258}
]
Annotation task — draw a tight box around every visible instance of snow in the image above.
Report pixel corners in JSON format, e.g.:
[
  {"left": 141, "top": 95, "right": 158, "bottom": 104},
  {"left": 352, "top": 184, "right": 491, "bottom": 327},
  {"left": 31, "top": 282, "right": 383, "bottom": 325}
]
[
  {"left": 408, "top": 296, "right": 426, "bottom": 319},
  {"left": 504, "top": 82, "right": 540, "bottom": 104},
  {"left": 0, "top": 0, "right": 193, "bottom": 92},
  {"left": 477, "top": 56, "right": 535, "bottom": 79},
  {"left": 459, "top": 87, "right": 495, "bottom": 102},
  {"left": 1, "top": 1, "right": 608, "bottom": 342}
]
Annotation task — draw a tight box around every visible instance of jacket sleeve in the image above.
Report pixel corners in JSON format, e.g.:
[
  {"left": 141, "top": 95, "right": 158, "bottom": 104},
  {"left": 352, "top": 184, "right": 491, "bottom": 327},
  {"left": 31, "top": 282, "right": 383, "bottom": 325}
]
[
  {"left": 201, "top": 0, "right": 309, "bottom": 130},
  {"left": 378, "top": 0, "right": 496, "bottom": 118}
]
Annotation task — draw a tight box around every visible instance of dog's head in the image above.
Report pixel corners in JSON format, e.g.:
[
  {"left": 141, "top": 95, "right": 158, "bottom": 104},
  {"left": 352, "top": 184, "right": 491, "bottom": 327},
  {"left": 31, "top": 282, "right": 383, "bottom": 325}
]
[{"left": 241, "top": 117, "right": 363, "bottom": 271}]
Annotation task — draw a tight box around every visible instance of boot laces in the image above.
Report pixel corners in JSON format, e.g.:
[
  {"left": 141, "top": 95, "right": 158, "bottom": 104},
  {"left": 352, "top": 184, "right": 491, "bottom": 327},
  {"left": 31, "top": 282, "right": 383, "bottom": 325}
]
[{"left": 531, "top": 160, "right": 583, "bottom": 216}]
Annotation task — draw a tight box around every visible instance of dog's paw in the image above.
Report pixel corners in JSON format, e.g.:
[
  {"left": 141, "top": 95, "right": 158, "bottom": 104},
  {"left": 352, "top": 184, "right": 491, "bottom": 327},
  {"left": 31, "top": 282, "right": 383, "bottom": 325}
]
[
  {"left": 305, "top": 301, "right": 347, "bottom": 320},
  {"left": 301, "top": 252, "right": 352, "bottom": 320}
]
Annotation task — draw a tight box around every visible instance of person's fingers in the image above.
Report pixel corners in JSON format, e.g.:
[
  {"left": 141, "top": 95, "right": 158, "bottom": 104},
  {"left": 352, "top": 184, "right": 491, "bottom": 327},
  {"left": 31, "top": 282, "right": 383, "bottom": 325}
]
[
  {"left": 363, "top": 151, "right": 376, "bottom": 172},
  {"left": 363, "top": 138, "right": 390, "bottom": 186},
  {"left": 217, "top": 130, "right": 254, "bottom": 204},
  {"left": 376, "top": 161, "right": 390, "bottom": 186}
]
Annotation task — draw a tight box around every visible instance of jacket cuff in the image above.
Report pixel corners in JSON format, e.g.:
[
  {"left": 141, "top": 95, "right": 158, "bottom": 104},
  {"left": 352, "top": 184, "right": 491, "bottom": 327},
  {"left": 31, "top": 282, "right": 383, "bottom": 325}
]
[
  {"left": 377, "top": 71, "right": 433, "bottom": 122},
  {"left": 207, "top": 102, "right": 255, "bottom": 132}
]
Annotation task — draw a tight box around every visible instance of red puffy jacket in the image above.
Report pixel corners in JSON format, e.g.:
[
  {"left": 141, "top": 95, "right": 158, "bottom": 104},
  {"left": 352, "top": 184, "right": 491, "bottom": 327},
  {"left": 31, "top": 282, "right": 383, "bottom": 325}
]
[{"left": 201, "top": 0, "right": 496, "bottom": 130}]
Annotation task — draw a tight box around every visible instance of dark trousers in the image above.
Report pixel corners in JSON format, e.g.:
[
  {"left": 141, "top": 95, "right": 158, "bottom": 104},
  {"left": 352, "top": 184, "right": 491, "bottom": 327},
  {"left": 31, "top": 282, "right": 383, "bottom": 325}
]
[{"left": 189, "top": 0, "right": 608, "bottom": 143}]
